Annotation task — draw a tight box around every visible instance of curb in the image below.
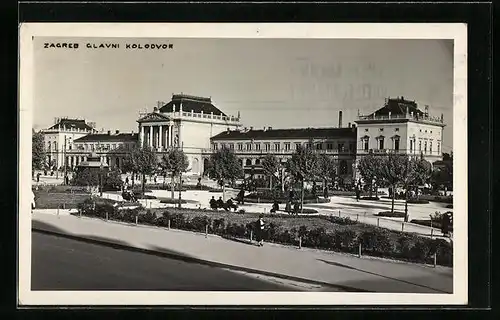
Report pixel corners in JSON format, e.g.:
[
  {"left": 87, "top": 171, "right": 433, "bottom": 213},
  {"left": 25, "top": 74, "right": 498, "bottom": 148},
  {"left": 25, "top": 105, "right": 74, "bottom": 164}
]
[{"left": 32, "top": 227, "right": 370, "bottom": 293}]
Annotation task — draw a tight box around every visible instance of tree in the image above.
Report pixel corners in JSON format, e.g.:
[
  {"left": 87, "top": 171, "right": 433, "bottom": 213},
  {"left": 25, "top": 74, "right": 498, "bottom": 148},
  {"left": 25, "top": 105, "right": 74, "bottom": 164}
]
[
  {"left": 205, "top": 148, "right": 243, "bottom": 201},
  {"left": 123, "top": 146, "right": 157, "bottom": 194},
  {"left": 357, "top": 153, "right": 383, "bottom": 198},
  {"left": 413, "top": 156, "right": 433, "bottom": 199},
  {"left": 71, "top": 168, "right": 100, "bottom": 188},
  {"left": 160, "top": 149, "right": 189, "bottom": 207},
  {"left": 261, "top": 154, "right": 280, "bottom": 190},
  {"left": 286, "top": 144, "right": 319, "bottom": 213},
  {"left": 378, "top": 153, "right": 411, "bottom": 214},
  {"left": 432, "top": 152, "right": 453, "bottom": 193},
  {"left": 315, "top": 154, "right": 338, "bottom": 191},
  {"left": 32, "top": 130, "right": 45, "bottom": 177}
]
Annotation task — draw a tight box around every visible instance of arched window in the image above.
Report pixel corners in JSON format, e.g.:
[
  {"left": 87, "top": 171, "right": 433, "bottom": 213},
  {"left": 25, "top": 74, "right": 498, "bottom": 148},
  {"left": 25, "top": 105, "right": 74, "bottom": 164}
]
[
  {"left": 245, "top": 159, "right": 252, "bottom": 166},
  {"left": 392, "top": 135, "right": 400, "bottom": 151},
  {"left": 376, "top": 135, "right": 385, "bottom": 150},
  {"left": 361, "top": 135, "right": 370, "bottom": 151},
  {"left": 255, "top": 158, "right": 261, "bottom": 165}
]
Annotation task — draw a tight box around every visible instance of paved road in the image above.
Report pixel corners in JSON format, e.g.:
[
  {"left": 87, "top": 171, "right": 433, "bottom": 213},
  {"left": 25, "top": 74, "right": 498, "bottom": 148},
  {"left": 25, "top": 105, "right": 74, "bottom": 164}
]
[{"left": 31, "top": 232, "right": 321, "bottom": 291}]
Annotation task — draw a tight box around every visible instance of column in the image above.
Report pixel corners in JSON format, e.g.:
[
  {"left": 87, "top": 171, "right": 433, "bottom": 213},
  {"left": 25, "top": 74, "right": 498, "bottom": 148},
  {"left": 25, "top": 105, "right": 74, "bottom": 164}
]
[
  {"left": 159, "top": 125, "right": 163, "bottom": 150},
  {"left": 169, "top": 125, "right": 173, "bottom": 147},
  {"left": 140, "top": 125, "right": 145, "bottom": 148},
  {"left": 149, "top": 126, "right": 153, "bottom": 148}
]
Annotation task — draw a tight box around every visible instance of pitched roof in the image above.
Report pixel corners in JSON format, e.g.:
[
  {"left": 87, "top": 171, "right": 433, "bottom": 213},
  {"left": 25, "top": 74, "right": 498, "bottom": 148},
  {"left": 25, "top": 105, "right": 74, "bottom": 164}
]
[
  {"left": 369, "top": 97, "right": 424, "bottom": 117},
  {"left": 211, "top": 127, "right": 357, "bottom": 141},
  {"left": 159, "top": 94, "right": 227, "bottom": 116},
  {"left": 48, "top": 118, "right": 93, "bottom": 130},
  {"left": 74, "top": 133, "right": 139, "bottom": 143}
]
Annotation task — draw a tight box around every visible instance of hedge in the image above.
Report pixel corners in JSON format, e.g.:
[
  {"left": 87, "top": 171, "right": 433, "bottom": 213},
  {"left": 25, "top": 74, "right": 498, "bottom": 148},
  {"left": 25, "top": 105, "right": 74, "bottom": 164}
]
[
  {"left": 411, "top": 219, "right": 454, "bottom": 233},
  {"left": 377, "top": 211, "right": 406, "bottom": 218},
  {"left": 407, "top": 199, "right": 430, "bottom": 204},
  {"left": 361, "top": 196, "right": 380, "bottom": 201},
  {"left": 73, "top": 199, "right": 453, "bottom": 267}
]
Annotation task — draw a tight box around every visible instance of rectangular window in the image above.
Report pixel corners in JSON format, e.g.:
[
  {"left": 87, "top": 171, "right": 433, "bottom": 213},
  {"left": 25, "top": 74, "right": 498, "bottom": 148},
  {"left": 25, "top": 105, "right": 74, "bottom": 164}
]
[
  {"left": 229, "top": 143, "right": 234, "bottom": 150},
  {"left": 364, "top": 139, "right": 369, "bottom": 151},
  {"left": 437, "top": 142, "right": 440, "bottom": 153},
  {"left": 295, "top": 143, "right": 301, "bottom": 150},
  {"left": 306, "top": 143, "right": 312, "bottom": 149},
  {"left": 238, "top": 143, "right": 243, "bottom": 151},
  {"left": 275, "top": 143, "right": 280, "bottom": 151},
  {"left": 265, "top": 143, "right": 271, "bottom": 152},
  {"left": 394, "top": 139, "right": 400, "bottom": 151},
  {"left": 379, "top": 138, "right": 384, "bottom": 150},
  {"left": 316, "top": 143, "right": 322, "bottom": 150},
  {"left": 338, "top": 143, "right": 344, "bottom": 152},
  {"left": 246, "top": 143, "right": 252, "bottom": 151},
  {"left": 410, "top": 140, "right": 413, "bottom": 152},
  {"left": 255, "top": 143, "right": 261, "bottom": 151},
  {"left": 424, "top": 141, "right": 427, "bottom": 153},
  {"left": 419, "top": 141, "right": 422, "bottom": 151},
  {"left": 395, "top": 128, "right": 399, "bottom": 132},
  {"left": 284, "top": 143, "right": 290, "bottom": 151},
  {"left": 212, "top": 143, "right": 218, "bottom": 150},
  {"left": 327, "top": 143, "right": 333, "bottom": 150},
  {"left": 429, "top": 142, "right": 432, "bottom": 154}
]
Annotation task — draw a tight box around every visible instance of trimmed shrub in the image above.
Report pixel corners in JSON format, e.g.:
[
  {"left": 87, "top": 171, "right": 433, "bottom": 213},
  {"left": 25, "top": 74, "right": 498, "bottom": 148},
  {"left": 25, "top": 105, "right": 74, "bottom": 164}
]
[
  {"left": 446, "top": 204, "right": 453, "bottom": 209},
  {"left": 407, "top": 199, "right": 430, "bottom": 204},
  {"left": 75, "top": 199, "right": 453, "bottom": 266},
  {"left": 377, "top": 211, "right": 406, "bottom": 218}
]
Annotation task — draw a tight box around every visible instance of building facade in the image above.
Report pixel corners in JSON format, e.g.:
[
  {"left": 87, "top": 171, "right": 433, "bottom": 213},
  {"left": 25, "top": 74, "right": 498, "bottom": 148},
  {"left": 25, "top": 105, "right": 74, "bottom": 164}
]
[
  {"left": 68, "top": 131, "right": 139, "bottom": 169},
  {"left": 207, "top": 124, "right": 358, "bottom": 182},
  {"left": 353, "top": 96, "right": 446, "bottom": 180},
  {"left": 136, "top": 94, "right": 241, "bottom": 175},
  {"left": 41, "top": 118, "right": 97, "bottom": 169}
]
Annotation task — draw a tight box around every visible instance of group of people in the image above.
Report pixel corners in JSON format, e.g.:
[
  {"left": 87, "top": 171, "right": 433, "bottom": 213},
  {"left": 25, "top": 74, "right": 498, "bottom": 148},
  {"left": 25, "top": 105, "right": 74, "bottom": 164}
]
[{"left": 209, "top": 196, "right": 239, "bottom": 212}]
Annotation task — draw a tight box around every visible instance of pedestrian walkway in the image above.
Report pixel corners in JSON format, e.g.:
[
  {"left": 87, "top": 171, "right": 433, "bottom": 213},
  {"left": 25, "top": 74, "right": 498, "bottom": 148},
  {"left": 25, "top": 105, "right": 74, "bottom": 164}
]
[{"left": 32, "top": 212, "right": 453, "bottom": 293}]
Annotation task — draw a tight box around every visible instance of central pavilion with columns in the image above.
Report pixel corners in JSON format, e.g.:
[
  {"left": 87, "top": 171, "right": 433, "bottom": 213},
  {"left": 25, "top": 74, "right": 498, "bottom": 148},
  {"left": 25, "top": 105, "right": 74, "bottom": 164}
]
[{"left": 136, "top": 94, "right": 242, "bottom": 175}]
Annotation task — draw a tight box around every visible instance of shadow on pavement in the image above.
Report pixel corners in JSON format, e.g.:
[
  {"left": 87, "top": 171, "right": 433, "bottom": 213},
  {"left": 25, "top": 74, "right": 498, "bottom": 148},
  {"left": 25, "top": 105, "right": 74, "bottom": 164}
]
[
  {"left": 336, "top": 202, "right": 398, "bottom": 211},
  {"left": 219, "top": 235, "right": 260, "bottom": 247},
  {"left": 317, "top": 259, "right": 451, "bottom": 293}
]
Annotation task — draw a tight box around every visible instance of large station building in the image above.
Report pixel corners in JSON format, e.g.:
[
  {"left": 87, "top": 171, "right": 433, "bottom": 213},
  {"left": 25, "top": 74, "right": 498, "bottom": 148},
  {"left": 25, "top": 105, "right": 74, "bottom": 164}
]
[{"left": 40, "top": 94, "right": 446, "bottom": 184}]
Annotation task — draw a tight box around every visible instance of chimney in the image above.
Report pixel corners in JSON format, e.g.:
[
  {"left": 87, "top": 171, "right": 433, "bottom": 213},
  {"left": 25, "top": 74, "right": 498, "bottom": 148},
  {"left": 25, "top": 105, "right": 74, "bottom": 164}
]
[
  {"left": 348, "top": 122, "right": 351, "bottom": 128},
  {"left": 250, "top": 126, "right": 253, "bottom": 131},
  {"left": 115, "top": 130, "right": 120, "bottom": 135},
  {"left": 268, "top": 126, "right": 272, "bottom": 131},
  {"left": 441, "top": 113, "right": 444, "bottom": 122},
  {"left": 339, "top": 111, "right": 343, "bottom": 128},
  {"left": 107, "top": 130, "right": 111, "bottom": 135},
  {"left": 153, "top": 107, "right": 158, "bottom": 113}
]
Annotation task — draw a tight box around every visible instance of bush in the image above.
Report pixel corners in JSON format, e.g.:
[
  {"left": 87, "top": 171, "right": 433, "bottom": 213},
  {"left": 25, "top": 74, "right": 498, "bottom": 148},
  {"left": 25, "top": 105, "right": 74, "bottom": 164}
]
[
  {"left": 377, "top": 211, "right": 406, "bottom": 218},
  {"left": 407, "top": 199, "right": 430, "bottom": 204},
  {"left": 75, "top": 199, "right": 453, "bottom": 266},
  {"left": 446, "top": 204, "right": 453, "bottom": 209},
  {"left": 361, "top": 196, "right": 380, "bottom": 201},
  {"left": 160, "top": 198, "right": 188, "bottom": 204}
]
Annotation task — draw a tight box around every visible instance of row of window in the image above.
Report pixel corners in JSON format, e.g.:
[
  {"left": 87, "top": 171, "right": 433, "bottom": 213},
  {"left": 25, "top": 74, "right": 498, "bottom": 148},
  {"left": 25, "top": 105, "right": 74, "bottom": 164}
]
[
  {"left": 361, "top": 137, "right": 440, "bottom": 154},
  {"left": 364, "top": 128, "right": 400, "bottom": 132},
  {"left": 212, "top": 141, "right": 357, "bottom": 152},
  {"left": 47, "top": 142, "right": 132, "bottom": 151}
]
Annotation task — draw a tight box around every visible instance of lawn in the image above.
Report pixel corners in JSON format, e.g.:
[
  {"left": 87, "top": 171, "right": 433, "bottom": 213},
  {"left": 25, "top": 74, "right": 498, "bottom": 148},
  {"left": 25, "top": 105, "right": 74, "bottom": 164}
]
[{"left": 34, "top": 191, "right": 90, "bottom": 209}]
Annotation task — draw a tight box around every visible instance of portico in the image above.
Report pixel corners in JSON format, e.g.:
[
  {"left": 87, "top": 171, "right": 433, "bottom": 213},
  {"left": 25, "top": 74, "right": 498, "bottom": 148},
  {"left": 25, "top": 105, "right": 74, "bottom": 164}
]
[{"left": 137, "top": 111, "right": 178, "bottom": 150}]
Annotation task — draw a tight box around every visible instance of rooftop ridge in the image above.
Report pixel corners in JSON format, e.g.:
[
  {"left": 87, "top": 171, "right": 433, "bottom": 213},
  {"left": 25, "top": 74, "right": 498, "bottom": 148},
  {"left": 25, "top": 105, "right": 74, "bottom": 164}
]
[{"left": 171, "top": 93, "right": 211, "bottom": 102}]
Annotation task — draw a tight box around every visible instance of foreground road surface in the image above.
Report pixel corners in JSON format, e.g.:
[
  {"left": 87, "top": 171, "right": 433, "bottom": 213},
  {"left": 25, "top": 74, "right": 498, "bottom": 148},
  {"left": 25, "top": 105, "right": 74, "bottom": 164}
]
[{"left": 31, "top": 232, "right": 331, "bottom": 291}]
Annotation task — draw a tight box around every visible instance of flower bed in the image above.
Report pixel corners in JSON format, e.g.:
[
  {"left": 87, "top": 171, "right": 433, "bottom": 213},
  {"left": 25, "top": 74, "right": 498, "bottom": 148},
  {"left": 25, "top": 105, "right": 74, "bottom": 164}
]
[
  {"left": 377, "top": 211, "right": 406, "bottom": 218},
  {"left": 73, "top": 199, "right": 453, "bottom": 267}
]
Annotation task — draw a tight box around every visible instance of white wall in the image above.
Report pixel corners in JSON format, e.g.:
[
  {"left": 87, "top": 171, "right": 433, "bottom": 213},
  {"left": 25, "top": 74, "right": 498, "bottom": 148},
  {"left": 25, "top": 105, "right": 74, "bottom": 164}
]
[{"left": 355, "top": 122, "right": 409, "bottom": 152}]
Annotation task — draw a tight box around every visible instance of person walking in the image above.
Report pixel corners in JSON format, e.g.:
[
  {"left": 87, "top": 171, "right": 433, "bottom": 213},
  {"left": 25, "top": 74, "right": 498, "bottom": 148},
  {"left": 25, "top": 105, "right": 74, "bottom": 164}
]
[
  {"left": 256, "top": 214, "right": 266, "bottom": 246},
  {"left": 355, "top": 185, "right": 361, "bottom": 202},
  {"left": 36, "top": 172, "right": 41, "bottom": 183}
]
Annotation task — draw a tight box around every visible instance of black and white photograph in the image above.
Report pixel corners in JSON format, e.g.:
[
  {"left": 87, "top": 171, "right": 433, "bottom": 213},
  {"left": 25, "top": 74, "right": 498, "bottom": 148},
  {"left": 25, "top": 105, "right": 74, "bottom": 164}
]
[{"left": 19, "top": 23, "right": 467, "bottom": 305}]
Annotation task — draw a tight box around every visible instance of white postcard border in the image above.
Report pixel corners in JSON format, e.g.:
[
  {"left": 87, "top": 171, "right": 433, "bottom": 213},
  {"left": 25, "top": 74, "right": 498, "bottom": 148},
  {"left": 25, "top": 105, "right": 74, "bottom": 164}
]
[{"left": 19, "top": 23, "right": 468, "bottom": 306}]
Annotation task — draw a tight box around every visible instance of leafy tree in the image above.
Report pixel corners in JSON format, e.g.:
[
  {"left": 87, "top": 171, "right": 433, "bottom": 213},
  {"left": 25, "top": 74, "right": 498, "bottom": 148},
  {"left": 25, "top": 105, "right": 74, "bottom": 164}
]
[
  {"left": 413, "top": 156, "right": 433, "bottom": 199},
  {"left": 315, "top": 154, "right": 338, "bottom": 191},
  {"left": 71, "top": 168, "right": 100, "bottom": 188},
  {"left": 357, "top": 153, "right": 383, "bottom": 198},
  {"left": 286, "top": 144, "right": 319, "bottom": 213},
  {"left": 431, "top": 152, "right": 453, "bottom": 193},
  {"left": 160, "top": 148, "right": 189, "bottom": 207},
  {"left": 103, "top": 169, "right": 123, "bottom": 191},
  {"left": 32, "top": 130, "right": 45, "bottom": 177},
  {"left": 123, "top": 146, "right": 157, "bottom": 194},
  {"left": 378, "top": 153, "right": 412, "bottom": 214},
  {"left": 205, "top": 148, "right": 243, "bottom": 201},
  {"left": 261, "top": 154, "right": 280, "bottom": 190}
]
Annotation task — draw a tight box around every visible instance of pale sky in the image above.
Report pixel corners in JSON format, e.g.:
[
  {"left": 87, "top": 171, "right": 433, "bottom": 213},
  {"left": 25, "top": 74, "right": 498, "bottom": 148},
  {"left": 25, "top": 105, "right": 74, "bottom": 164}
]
[{"left": 34, "top": 37, "right": 454, "bottom": 152}]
